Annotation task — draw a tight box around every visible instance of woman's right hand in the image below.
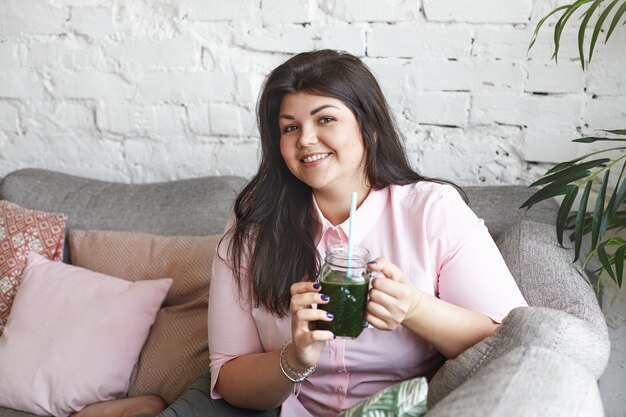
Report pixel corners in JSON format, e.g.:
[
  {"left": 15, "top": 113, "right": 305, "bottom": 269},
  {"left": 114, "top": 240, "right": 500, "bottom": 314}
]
[{"left": 288, "top": 281, "right": 335, "bottom": 369}]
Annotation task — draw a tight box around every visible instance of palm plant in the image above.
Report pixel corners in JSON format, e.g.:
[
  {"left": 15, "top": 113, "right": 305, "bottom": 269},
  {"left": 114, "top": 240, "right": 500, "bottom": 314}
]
[{"left": 521, "top": 0, "right": 626, "bottom": 291}]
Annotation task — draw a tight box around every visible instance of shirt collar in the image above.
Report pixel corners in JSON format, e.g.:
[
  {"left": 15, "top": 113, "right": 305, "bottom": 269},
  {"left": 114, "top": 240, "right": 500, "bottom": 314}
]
[{"left": 312, "top": 186, "right": 389, "bottom": 249}]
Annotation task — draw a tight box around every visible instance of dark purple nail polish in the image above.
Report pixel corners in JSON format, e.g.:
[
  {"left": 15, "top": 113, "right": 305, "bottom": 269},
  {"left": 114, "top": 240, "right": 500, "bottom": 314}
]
[
  {"left": 313, "top": 283, "right": 321, "bottom": 290},
  {"left": 326, "top": 312, "right": 334, "bottom": 319},
  {"left": 333, "top": 334, "right": 336, "bottom": 339},
  {"left": 321, "top": 294, "right": 330, "bottom": 301},
  {"left": 367, "top": 260, "right": 377, "bottom": 265}
]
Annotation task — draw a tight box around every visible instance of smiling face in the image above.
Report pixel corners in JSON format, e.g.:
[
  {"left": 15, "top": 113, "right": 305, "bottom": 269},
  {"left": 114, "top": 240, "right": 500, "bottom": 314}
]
[{"left": 278, "top": 91, "right": 369, "bottom": 199}]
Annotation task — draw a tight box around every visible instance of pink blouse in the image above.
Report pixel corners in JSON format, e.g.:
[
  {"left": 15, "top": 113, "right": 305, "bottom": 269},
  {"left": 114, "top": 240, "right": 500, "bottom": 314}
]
[{"left": 208, "top": 182, "right": 527, "bottom": 417}]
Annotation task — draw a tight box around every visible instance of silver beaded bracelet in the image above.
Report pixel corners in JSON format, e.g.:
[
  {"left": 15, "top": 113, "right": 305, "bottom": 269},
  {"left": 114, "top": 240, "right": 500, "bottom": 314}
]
[{"left": 279, "top": 343, "right": 316, "bottom": 397}]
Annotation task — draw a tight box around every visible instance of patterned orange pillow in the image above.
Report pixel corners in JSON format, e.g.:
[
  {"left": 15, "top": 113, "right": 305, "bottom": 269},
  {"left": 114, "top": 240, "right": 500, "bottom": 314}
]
[
  {"left": 0, "top": 200, "right": 67, "bottom": 335},
  {"left": 68, "top": 229, "right": 218, "bottom": 405}
]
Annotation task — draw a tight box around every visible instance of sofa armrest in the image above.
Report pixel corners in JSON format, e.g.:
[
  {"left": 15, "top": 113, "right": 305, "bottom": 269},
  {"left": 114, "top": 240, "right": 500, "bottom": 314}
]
[
  {"left": 426, "top": 345, "right": 603, "bottom": 417},
  {"left": 428, "top": 306, "right": 610, "bottom": 406}
]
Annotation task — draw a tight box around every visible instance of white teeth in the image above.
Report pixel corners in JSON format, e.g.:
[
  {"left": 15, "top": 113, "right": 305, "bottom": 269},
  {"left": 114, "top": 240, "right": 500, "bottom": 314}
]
[{"left": 303, "top": 153, "right": 331, "bottom": 163}]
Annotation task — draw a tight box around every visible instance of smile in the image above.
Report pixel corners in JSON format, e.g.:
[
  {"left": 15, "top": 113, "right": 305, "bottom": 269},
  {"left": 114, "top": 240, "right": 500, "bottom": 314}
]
[{"left": 302, "top": 153, "right": 332, "bottom": 163}]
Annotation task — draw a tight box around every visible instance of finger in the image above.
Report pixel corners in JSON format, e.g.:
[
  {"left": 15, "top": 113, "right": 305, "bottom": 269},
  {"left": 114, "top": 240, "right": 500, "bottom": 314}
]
[
  {"left": 367, "top": 258, "right": 405, "bottom": 282},
  {"left": 290, "top": 292, "right": 330, "bottom": 312},
  {"left": 364, "top": 312, "right": 393, "bottom": 331},
  {"left": 291, "top": 281, "right": 321, "bottom": 296},
  {"left": 366, "top": 302, "right": 401, "bottom": 330},
  {"left": 294, "top": 307, "right": 334, "bottom": 323},
  {"left": 368, "top": 286, "right": 400, "bottom": 308}
]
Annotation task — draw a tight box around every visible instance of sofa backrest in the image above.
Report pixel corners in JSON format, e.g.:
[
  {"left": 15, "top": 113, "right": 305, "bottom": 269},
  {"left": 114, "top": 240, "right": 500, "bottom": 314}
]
[
  {"left": 0, "top": 169, "right": 557, "bottom": 244},
  {"left": 0, "top": 168, "right": 246, "bottom": 236}
]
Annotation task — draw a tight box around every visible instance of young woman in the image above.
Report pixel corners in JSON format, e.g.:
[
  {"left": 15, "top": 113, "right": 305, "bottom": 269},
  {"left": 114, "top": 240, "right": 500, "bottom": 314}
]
[{"left": 208, "top": 49, "right": 527, "bottom": 417}]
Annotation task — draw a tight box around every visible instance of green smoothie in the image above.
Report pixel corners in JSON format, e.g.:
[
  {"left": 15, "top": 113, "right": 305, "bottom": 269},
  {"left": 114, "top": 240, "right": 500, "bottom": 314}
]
[{"left": 316, "top": 269, "right": 369, "bottom": 338}]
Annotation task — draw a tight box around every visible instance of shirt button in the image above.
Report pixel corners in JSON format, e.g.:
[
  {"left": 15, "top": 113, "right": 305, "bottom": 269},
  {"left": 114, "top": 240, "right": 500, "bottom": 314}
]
[{"left": 336, "top": 387, "right": 344, "bottom": 395}]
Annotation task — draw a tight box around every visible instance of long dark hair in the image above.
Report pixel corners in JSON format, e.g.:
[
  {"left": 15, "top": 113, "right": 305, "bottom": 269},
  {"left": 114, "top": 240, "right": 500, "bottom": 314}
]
[{"left": 225, "top": 49, "right": 466, "bottom": 317}]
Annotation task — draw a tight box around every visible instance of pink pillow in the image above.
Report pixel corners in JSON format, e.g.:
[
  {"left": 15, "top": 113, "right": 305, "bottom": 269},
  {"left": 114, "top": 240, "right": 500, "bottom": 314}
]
[
  {"left": 0, "top": 253, "right": 172, "bottom": 417},
  {"left": 0, "top": 200, "right": 67, "bottom": 335}
]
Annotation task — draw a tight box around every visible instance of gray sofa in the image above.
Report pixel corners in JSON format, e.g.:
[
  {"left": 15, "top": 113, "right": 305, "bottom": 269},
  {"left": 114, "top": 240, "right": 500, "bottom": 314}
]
[{"left": 0, "top": 168, "right": 610, "bottom": 417}]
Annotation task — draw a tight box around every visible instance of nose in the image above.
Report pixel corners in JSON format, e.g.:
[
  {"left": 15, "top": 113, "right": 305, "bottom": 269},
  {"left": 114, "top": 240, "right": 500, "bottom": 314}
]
[{"left": 297, "top": 124, "right": 318, "bottom": 148}]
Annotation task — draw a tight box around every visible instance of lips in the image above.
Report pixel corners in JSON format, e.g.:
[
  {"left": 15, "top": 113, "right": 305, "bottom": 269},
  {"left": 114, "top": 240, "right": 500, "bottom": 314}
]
[{"left": 301, "top": 152, "right": 332, "bottom": 163}]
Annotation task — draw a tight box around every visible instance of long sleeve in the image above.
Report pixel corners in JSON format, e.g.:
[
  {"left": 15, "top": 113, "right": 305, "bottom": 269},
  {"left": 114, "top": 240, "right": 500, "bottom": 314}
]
[{"left": 208, "top": 232, "right": 264, "bottom": 399}]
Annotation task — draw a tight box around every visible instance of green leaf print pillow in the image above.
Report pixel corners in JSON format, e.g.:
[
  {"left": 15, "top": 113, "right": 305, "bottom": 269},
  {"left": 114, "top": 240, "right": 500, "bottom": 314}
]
[{"left": 339, "top": 377, "right": 428, "bottom": 417}]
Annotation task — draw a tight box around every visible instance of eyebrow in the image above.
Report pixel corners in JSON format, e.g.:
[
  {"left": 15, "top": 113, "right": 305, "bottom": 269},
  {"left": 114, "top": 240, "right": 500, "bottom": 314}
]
[{"left": 279, "top": 104, "right": 340, "bottom": 120}]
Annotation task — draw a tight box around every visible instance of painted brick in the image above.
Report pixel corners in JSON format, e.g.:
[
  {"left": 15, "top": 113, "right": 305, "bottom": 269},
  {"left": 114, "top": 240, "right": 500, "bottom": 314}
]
[
  {"left": 186, "top": 104, "right": 209, "bottom": 135},
  {"left": 405, "top": 92, "right": 469, "bottom": 127},
  {"left": 423, "top": 0, "right": 532, "bottom": 23},
  {"left": 262, "top": 0, "right": 315, "bottom": 24},
  {"left": 0, "top": 73, "right": 43, "bottom": 99},
  {"left": 182, "top": 0, "right": 252, "bottom": 22},
  {"left": 472, "top": 94, "right": 583, "bottom": 130},
  {"left": 240, "top": 25, "right": 315, "bottom": 54},
  {"left": 0, "top": 43, "right": 19, "bottom": 69},
  {"left": 368, "top": 26, "right": 471, "bottom": 59},
  {"left": 0, "top": 0, "right": 67, "bottom": 35},
  {"left": 26, "top": 40, "right": 106, "bottom": 70},
  {"left": 328, "top": 0, "right": 422, "bottom": 22},
  {"left": 523, "top": 129, "right": 580, "bottom": 163},
  {"left": 525, "top": 61, "right": 585, "bottom": 94},
  {"left": 365, "top": 60, "right": 420, "bottom": 101},
  {"left": 96, "top": 104, "right": 186, "bottom": 134},
  {"left": 51, "top": 0, "right": 112, "bottom": 5},
  {"left": 50, "top": 71, "right": 134, "bottom": 99},
  {"left": 236, "top": 73, "right": 265, "bottom": 104},
  {"left": 0, "top": 102, "right": 19, "bottom": 131},
  {"left": 213, "top": 141, "right": 260, "bottom": 177},
  {"left": 587, "top": 60, "right": 626, "bottom": 96},
  {"left": 138, "top": 72, "right": 234, "bottom": 102},
  {"left": 68, "top": 7, "right": 115, "bottom": 38},
  {"left": 415, "top": 59, "right": 524, "bottom": 92},
  {"left": 209, "top": 104, "right": 255, "bottom": 136},
  {"left": 317, "top": 26, "right": 366, "bottom": 57},
  {"left": 586, "top": 98, "right": 626, "bottom": 131},
  {"left": 125, "top": 139, "right": 214, "bottom": 182},
  {"left": 104, "top": 38, "right": 198, "bottom": 68},
  {"left": 53, "top": 102, "right": 94, "bottom": 128}
]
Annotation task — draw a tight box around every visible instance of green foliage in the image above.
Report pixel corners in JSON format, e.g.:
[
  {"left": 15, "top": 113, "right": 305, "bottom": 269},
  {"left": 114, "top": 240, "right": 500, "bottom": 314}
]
[
  {"left": 520, "top": 131, "right": 626, "bottom": 287},
  {"left": 528, "top": 0, "right": 626, "bottom": 69},
  {"left": 524, "top": 1, "right": 626, "bottom": 288}
]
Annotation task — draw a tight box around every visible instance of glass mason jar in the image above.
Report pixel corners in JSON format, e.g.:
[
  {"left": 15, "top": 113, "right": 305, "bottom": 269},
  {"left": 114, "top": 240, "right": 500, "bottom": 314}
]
[{"left": 315, "top": 244, "right": 371, "bottom": 338}]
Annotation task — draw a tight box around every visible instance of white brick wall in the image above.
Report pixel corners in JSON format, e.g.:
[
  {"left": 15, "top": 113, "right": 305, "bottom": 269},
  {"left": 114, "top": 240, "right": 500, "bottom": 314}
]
[{"left": 0, "top": 0, "right": 624, "bottom": 188}]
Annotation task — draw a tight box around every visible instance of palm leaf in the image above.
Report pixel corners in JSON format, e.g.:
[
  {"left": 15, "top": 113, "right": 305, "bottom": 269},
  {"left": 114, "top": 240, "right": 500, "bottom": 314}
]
[
  {"left": 573, "top": 137, "right": 626, "bottom": 143},
  {"left": 528, "top": 5, "right": 570, "bottom": 53},
  {"left": 590, "top": 0, "right": 621, "bottom": 61},
  {"left": 600, "top": 163, "right": 626, "bottom": 238},
  {"left": 575, "top": 181, "right": 593, "bottom": 261},
  {"left": 603, "top": 129, "right": 626, "bottom": 135},
  {"left": 529, "top": 158, "right": 609, "bottom": 187},
  {"left": 606, "top": 0, "right": 626, "bottom": 42},
  {"left": 597, "top": 240, "right": 618, "bottom": 281},
  {"left": 592, "top": 169, "right": 610, "bottom": 247},
  {"left": 615, "top": 244, "right": 626, "bottom": 286},
  {"left": 579, "top": 0, "right": 604, "bottom": 69},
  {"left": 553, "top": 0, "right": 595, "bottom": 63},
  {"left": 557, "top": 185, "right": 579, "bottom": 246},
  {"left": 520, "top": 181, "right": 573, "bottom": 210}
]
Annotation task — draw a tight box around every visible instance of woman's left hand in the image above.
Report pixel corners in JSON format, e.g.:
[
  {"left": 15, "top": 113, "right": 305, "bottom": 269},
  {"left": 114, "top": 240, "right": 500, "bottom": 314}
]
[{"left": 366, "top": 257, "right": 421, "bottom": 331}]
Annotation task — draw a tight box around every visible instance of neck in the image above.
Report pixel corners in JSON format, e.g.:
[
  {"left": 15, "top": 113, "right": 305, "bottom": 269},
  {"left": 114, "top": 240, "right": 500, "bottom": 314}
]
[{"left": 314, "top": 183, "right": 371, "bottom": 226}]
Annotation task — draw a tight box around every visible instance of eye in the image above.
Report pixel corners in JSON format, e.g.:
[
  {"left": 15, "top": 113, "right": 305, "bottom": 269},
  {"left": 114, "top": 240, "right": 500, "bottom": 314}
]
[
  {"left": 282, "top": 125, "right": 298, "bottom": 133},
  {"left": 319, "top": 116, "right": 335, "bottom": 124}
]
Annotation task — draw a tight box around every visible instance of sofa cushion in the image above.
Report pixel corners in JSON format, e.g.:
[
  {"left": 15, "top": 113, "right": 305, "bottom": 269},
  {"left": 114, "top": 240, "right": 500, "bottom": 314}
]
[
  {"left": 69, "top": 229, "right": 219, "bottom": 405},
  {"left": 0, "top": 200, "right": 67, "bottom": 335},
  {"left": 0, "top": 253, "right": 171, "bottom": 417},
  {"left": 426, "top": 345, "right": 604, "bottom": 417}
]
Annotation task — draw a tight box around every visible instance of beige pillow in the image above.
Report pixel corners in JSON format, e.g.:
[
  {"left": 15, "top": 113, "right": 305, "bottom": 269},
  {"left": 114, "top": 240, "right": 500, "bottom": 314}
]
[{"left": 69, "top": 229, "right": 220, "bottom": 405}]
